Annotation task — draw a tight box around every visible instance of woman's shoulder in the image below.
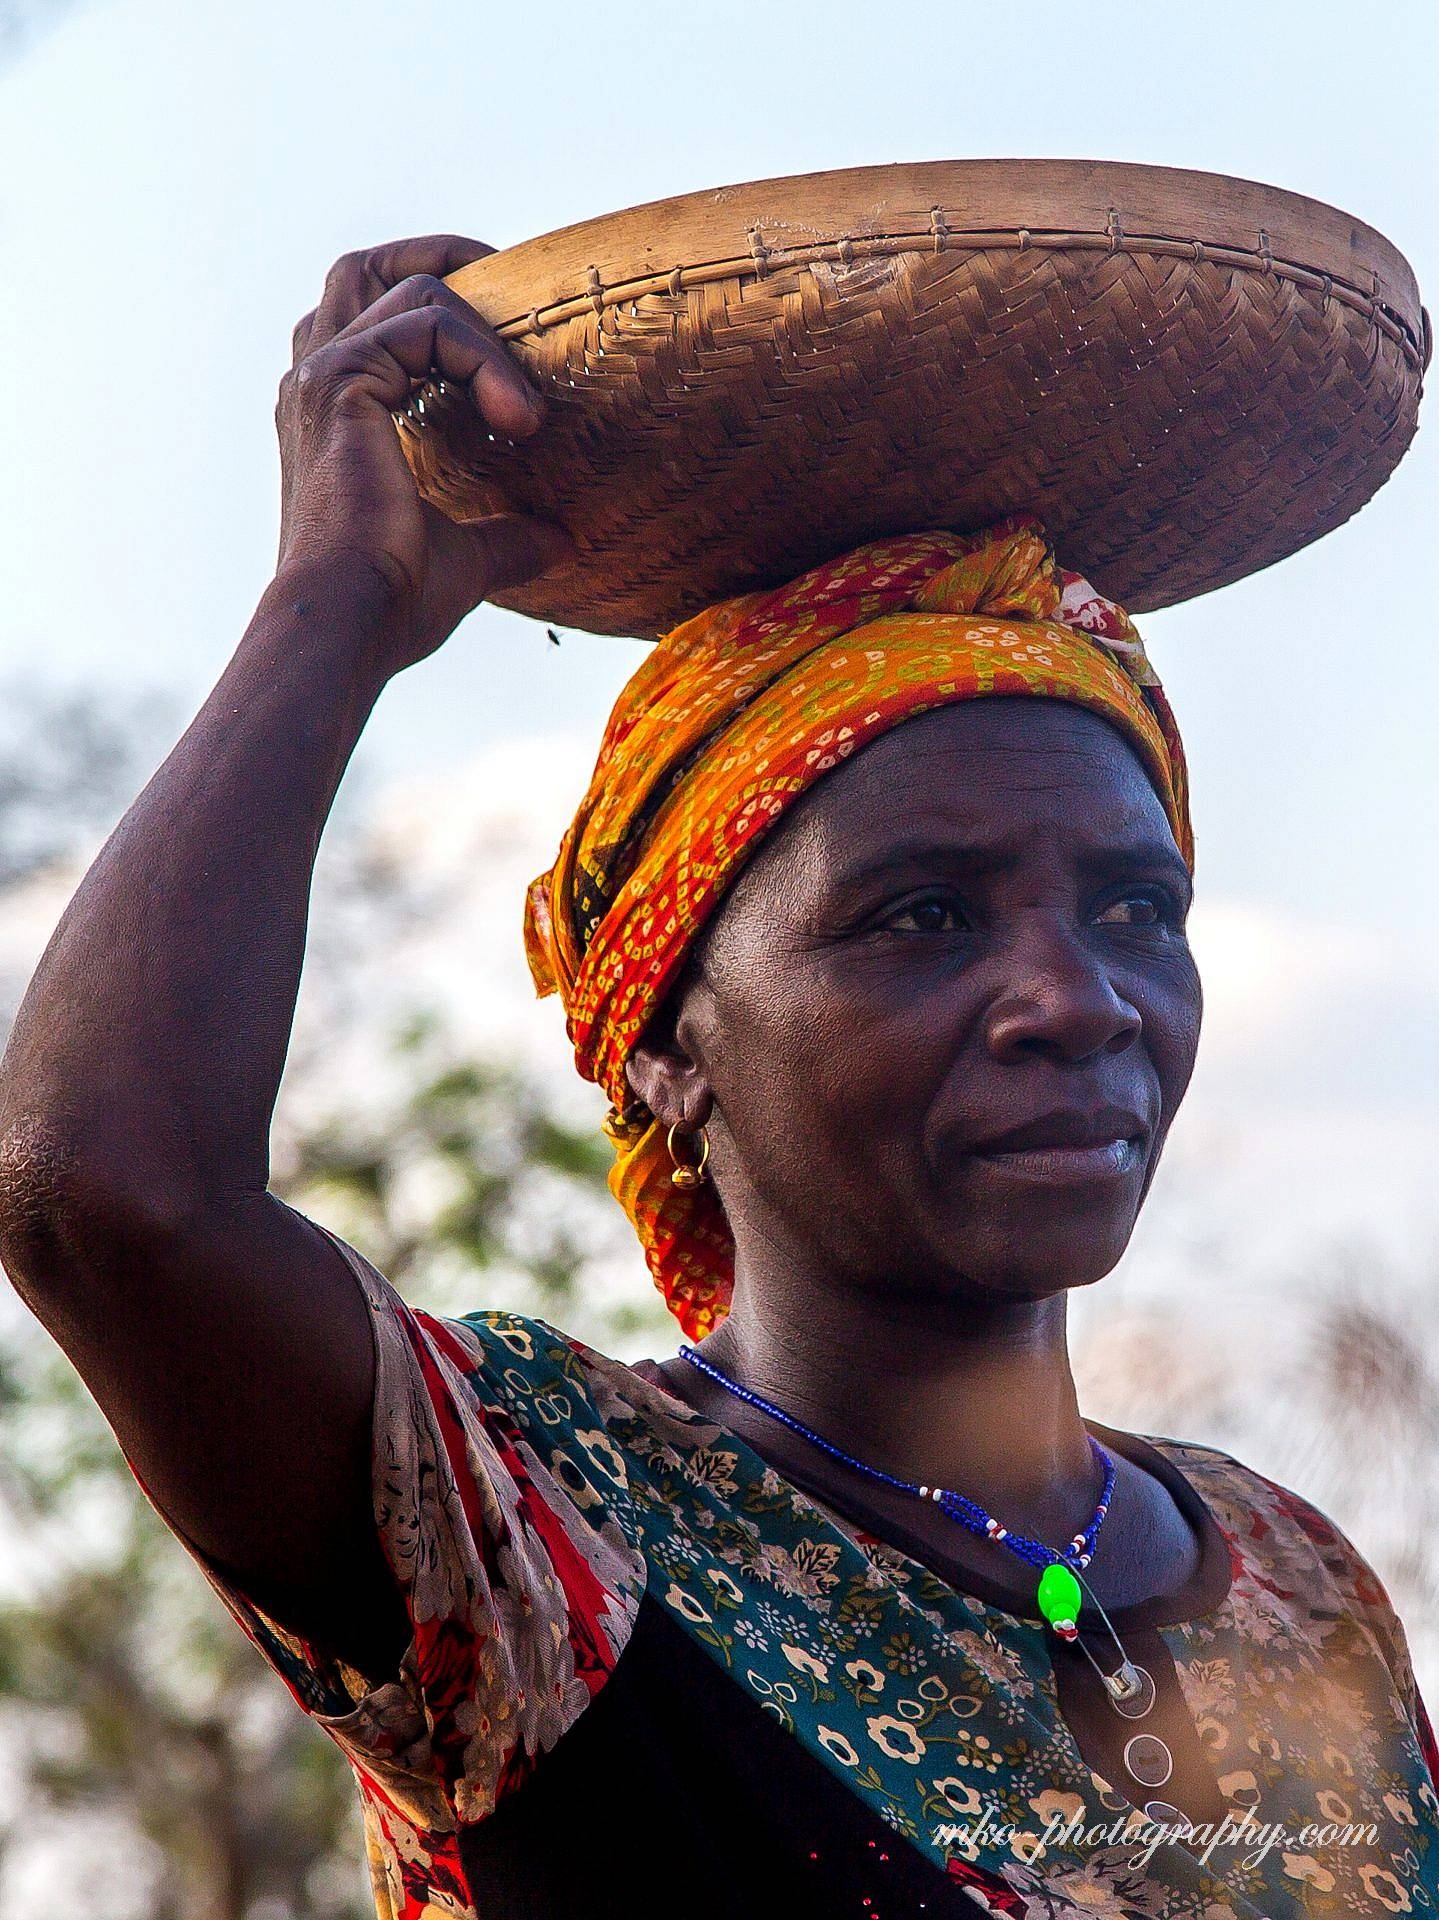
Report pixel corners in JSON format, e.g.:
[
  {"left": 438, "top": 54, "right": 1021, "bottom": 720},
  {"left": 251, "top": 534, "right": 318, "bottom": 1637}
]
[
  {"left": 369, "top": 1293, "right": 626, "bottom": 1423},
  {"left": 1138, "top": 1429, "right": 1426, "bottom": 1706},
  {"left": 1137, "top": 1428, "right": 1387, "bottom": 1576},
  {"left": 440, "top": 1308, "right": 669, "bottom": 1417},
  {"left": 429, "top": 1307, "right": 724, "bottom": 1481}
]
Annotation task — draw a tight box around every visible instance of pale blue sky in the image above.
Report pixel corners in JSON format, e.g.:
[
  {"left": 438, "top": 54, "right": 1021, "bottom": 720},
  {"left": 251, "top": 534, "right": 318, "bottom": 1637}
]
[
  {"left": 4, "top": 0, "right": 1437, "bottom": 930},
  {"left": 2, "top": 0, "right": 1437, "bottom": 1152}
]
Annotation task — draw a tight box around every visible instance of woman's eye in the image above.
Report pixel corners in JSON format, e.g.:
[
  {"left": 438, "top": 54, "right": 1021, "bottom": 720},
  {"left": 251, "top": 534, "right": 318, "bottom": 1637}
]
[
  {"left": 879, "top": 894, "right": 968, "bottom": 935},
  {"left": 1095, "top": 891, "right": 1180, "bottom": 930}
]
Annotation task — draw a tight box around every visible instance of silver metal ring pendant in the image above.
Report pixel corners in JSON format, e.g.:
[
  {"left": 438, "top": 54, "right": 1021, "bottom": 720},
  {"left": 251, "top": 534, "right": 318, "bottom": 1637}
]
[
  {"left": 1144, "top": 1798, "right": 1186, "bottom": 1825},
  {"left": 1124, "top": 1732, "right": 1174, "bottom": 1787}
]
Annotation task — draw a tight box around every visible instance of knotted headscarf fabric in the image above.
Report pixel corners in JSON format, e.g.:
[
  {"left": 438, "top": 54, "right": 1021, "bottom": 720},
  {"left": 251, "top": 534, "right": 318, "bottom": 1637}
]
[{"left": 524, "top": 516, "right": 1192, "bottom": 1338}]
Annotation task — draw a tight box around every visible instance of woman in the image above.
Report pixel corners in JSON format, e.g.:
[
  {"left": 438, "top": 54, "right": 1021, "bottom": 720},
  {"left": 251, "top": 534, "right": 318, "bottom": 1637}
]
[{"left": 0, "top": 233, "right": 1433, "bottom": 1920}]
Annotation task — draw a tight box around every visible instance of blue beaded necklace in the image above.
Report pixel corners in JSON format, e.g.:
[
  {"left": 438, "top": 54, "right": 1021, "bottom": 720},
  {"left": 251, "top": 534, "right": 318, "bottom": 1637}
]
[{"left": 678, "top": 1342, "right": 1115, "bottom": 1646}]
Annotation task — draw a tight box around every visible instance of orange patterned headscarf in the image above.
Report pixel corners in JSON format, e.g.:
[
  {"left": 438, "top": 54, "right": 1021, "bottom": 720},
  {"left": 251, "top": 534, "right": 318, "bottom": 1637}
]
[{"left": 524, "top": 517, "right": 1192, "bottom": 1338}]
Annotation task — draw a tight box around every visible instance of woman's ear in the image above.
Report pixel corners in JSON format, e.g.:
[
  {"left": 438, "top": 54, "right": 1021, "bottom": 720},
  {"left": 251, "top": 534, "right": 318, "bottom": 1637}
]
[
  {"left": 624, "top": 963, "right": 715, "bottom": 1129},
  {"left": 623, "top": 946, "right": 720, "bottom": 1131},
  {"left": 624, "top": 1037, "right": 713, "bottom": 1135}
]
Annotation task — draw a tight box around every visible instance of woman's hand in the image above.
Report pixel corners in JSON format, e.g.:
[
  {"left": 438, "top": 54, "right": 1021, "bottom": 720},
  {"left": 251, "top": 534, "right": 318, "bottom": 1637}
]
[{"left": 276, "top": 233, "right": 573, "bottom": 673}]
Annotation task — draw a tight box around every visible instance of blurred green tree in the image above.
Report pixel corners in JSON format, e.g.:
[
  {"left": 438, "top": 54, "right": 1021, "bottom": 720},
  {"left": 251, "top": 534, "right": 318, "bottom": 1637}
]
[
  {"left": 0, "top": 1017, "right": 660, "bottom": 1920},
  {"left": 0, "top": 693, "right": 667, "bottom": 1919}
]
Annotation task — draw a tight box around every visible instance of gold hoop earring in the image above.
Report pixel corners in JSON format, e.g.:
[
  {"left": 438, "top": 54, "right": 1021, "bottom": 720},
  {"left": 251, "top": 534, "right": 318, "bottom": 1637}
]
[{"left": 667, "top": 1122, "right": 710, "bottom": 1189}]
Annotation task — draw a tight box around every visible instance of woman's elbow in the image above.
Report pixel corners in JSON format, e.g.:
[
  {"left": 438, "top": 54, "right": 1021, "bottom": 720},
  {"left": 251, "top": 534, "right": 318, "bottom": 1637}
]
[{"left": 0, "top": 1108, "right": 199, "bottom": 1306}]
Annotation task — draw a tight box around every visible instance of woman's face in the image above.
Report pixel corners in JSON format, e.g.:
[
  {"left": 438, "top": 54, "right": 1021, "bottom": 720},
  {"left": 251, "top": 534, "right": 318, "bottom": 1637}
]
[{"left": 627, "top": 696, "right": 1202, "bottom": 1305}]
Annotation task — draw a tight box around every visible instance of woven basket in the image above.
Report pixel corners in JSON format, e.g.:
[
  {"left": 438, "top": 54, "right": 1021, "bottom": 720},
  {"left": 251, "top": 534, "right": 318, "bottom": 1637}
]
[{"left": 393, "top": 158, "right": 1427, "bottom": 638}]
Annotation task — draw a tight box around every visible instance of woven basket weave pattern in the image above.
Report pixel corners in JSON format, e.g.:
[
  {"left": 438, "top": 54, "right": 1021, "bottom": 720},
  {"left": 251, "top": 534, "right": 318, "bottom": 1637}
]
[{"left": 396, "top": 179, "right": 1424, "bottom": 637}]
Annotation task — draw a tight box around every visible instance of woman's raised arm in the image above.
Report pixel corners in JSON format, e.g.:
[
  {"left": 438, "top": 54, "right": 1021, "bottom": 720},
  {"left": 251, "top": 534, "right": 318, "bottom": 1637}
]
[{"left": 0, "top": 235, "right": 571, "bottom": 1683}]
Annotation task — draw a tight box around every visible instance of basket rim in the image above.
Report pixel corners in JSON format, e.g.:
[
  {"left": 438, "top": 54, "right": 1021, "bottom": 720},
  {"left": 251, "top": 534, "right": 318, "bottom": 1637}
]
[
  {"left": 478, "top": 227, "right": 1424, "bottom": 373},
  {"left": 449, "top": 156, "right": 1426, "bottom": 362}
]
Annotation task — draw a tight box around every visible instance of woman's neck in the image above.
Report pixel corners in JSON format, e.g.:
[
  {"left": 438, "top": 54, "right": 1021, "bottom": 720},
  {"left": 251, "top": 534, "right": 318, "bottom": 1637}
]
[{"left": 675, "top": 1262, "right": 1098, "bottom": 1542}]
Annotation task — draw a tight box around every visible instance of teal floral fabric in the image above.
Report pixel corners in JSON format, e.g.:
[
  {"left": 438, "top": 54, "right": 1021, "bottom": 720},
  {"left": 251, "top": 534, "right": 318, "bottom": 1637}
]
[
  {"left": 167, "top": 1239, "right": 1439, "bottom": 1920},
  {"left": 578, "top": 1335, "right": 1439, "bottom": 1916}
]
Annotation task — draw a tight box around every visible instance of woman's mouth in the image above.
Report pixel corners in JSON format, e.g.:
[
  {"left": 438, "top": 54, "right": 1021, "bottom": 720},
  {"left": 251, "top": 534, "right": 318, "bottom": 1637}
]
[
  {"left": 970, "top": 1136, "right": 1142, "bottom": 1183},
  {"left": 966, "top": 1108, "right": 1148, "bottom": 1184}
]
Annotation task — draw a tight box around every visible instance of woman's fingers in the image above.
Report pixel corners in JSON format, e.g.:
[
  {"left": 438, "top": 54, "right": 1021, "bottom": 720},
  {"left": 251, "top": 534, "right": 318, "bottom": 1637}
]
[
  {"left": 291, "top": 308, "right": 318, "bottom": 366},
  {"left": 293, "top": 234, "right": 496, "bottom": 366},
  {"left": 450, "top": 510, "right": 577, "bottom": 594},
  {"left": 301, "top": 273, "right": 546, "bottom": 440},
  {"left": 275, "top": 237, "right": 566, "bottom": 662}
]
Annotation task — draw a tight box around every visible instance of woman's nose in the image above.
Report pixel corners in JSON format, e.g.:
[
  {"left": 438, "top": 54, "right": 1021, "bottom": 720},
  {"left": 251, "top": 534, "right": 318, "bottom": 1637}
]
[{"left": 981, "top": 919, "right": 1142, "bottom": 1064}]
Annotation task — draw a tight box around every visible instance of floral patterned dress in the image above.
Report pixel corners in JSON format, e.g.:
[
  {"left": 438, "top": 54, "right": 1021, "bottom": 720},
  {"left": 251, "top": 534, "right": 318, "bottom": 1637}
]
[{"left": 142, "top": 1232, "right": 1439, "bottom": 1920}]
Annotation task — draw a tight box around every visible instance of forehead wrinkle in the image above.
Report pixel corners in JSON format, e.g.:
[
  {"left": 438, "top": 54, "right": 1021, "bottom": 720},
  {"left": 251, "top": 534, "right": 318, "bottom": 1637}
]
[
  {"left": 803, "top": 721, "right": 1173, "bottom": 849},
  {"left": 835, "top": 733, "right": 1141, "bottom": 794},
  {"left": 698, "top": 704, "right": 1175, "bottom": 953},
  {"left": 817, "top": 706, "right": 1145, "bottom": 782},
  {"left": 802, "top": 752, "right": 1168, "bottom": 844}
]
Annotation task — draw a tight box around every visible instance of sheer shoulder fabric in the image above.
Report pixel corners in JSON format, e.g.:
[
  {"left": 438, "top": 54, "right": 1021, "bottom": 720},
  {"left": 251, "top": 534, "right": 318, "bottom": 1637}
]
[{"left": 1229, "top": 1455, "right": 1439, "bottom": 1783}]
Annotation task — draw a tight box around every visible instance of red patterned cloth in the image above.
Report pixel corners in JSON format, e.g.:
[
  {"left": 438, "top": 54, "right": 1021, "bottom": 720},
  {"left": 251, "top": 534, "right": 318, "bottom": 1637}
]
[{"left": 524, "top": 517, "right": 1192, "bottom": 1337}]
